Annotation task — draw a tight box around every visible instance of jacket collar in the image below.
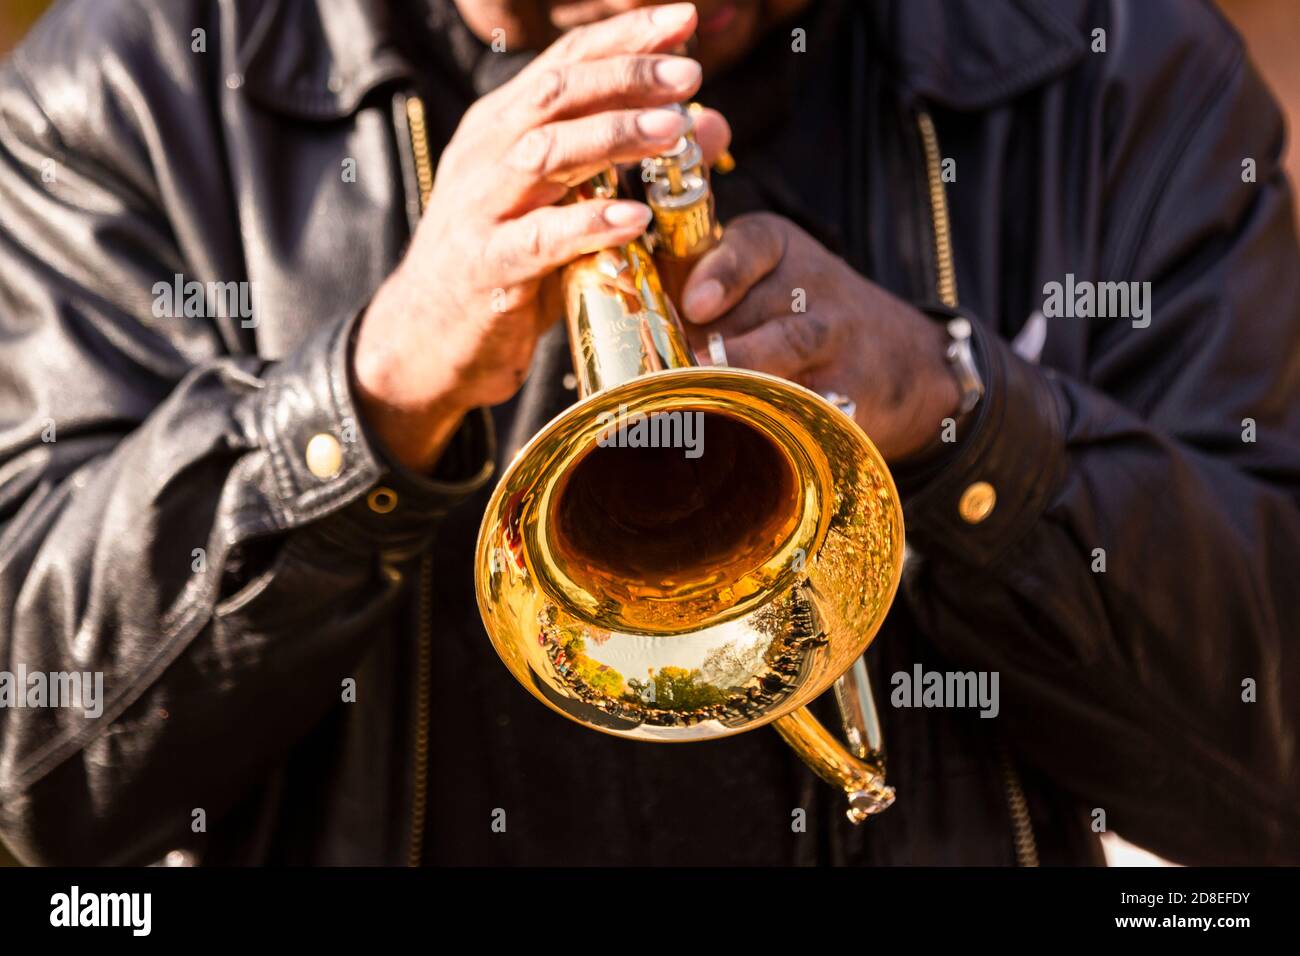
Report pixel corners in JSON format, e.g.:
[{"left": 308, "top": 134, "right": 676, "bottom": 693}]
[
  {"left": 867, "top": 0, "right": 1088, "bottom": 111},
  {"left": 236, "top": 0, "right": 1088, "bottom": 121},
  {"left": 236, "top": 0, "right": 414, "bottom": 120}
]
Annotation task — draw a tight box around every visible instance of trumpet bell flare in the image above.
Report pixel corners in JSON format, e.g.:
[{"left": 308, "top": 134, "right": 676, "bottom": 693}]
[{"left": 474, "top": 366, "right": 904, "bottom": 741}]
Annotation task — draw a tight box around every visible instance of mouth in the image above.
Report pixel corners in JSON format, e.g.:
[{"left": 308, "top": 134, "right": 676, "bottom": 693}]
[
  {"left": 549, "top": 1, "right": 743, "bottom": 38},
  {"left": 697, "top": 2, "right": 739, "bottom": 36}
]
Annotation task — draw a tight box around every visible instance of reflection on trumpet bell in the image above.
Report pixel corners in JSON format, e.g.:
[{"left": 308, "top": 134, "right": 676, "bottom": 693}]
[{"left": 529, "top": 579, "right": 848, "bottom": 737}]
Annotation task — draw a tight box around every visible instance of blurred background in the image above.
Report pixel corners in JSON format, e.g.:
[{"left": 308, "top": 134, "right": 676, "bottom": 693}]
[{"left": 0, "top": 0, "right": 1295, "bottom": 869}]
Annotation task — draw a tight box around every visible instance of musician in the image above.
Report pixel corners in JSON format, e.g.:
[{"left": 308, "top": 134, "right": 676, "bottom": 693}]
[{"left": 1, "top": 0, "right": 1297, "bottom": 865}]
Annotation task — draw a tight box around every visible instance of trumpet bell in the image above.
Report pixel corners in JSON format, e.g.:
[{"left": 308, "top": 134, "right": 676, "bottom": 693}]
[{"left": 474, "top": 365, "right": 904, "bottom": 741}]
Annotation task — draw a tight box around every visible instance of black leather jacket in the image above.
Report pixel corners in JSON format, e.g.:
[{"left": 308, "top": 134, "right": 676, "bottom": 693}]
[{"left": 1, "top": 0, "right": 1298, "bottom": 866}]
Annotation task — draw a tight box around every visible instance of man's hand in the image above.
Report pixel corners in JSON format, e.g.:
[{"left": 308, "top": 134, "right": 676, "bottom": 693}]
[
  {"left": 353, "top": 3, "right": 730, "bottom": 472},
  {"left": 679, "top": 212, "right": 961, "bottom": 461}
]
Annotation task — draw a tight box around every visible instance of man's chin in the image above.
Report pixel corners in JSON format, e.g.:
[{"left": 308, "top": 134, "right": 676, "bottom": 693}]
[
  {"left": 692, "top": 4, "right": 763, "bottom": 76},
  {"left": 543, "top": 1, "right": 765, "bottom": 76}
]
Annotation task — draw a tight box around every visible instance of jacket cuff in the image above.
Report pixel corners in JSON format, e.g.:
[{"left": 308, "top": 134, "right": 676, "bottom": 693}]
[
  {"left": 257, "top": 310, "right": 495, "bottom": 554},
  {"left": 901, "top": 317, "right": 1067, "bottom": 568}
]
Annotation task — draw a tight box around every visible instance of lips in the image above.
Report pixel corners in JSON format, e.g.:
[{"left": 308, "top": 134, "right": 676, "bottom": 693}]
[
  {"left": 697, "top": 3, "right": 739, "bottom": 35},
  {"left": 549, "top": 1, "right": 741, "bottom": 36}
]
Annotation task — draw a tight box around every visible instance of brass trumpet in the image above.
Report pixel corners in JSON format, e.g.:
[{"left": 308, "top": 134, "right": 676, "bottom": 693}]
[{"left": 474, "top": 108, "right": 904, "bottom": 821}]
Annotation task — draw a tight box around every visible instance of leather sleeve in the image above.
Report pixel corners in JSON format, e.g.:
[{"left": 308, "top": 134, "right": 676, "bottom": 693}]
[
  {"left": 0, "top": 44, "right": 492, "bottom": 864},
  {"left": 902, "top": 45, "right": 1300, "bottom": 862}
]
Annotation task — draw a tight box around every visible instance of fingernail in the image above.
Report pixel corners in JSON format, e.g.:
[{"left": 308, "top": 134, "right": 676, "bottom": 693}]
[
  {"left": 683, "top": 279, "right": 724, "bottom": 321},
  {"left": 637, "top": 108, "right": 689, "bottom": 140},
  {"left": 603, "top": 201, "right": 652, "bottom": 227},
  {"left": 654, "top": 58, "right": 701, "bottom": 92},
  {"left": 652, "top": 4, "right": 696, "bottom": 27}
]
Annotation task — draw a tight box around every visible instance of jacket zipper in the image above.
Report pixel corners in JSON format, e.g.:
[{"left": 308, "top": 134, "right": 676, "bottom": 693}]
[
  {"left": 915, "top": 111, "right": 958, "bottom": 309},
  {"left": 407, "top": 552, "right": 434, "bottom": 867},
  {"left": 915, "top": 110, "right": 1039, "bottom": 868},
  {"left": 998, "top": 743, "right": 1041, "bottom": 867},
  {"left": 403, "top": 92, "right": 436, "bottom": 867},
  {"left": 405, "top": 95, "right": 435, "bottom": 212}
]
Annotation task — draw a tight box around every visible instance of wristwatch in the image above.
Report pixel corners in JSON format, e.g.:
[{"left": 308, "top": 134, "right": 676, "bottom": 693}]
[{"left": 943, "top": 315, "right": 985, "bottom": 417}]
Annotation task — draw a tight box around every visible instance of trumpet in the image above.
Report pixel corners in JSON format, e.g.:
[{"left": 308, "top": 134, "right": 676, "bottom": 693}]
[{"left": 474, "top": 106, "right": 904, "bottom": 822}]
